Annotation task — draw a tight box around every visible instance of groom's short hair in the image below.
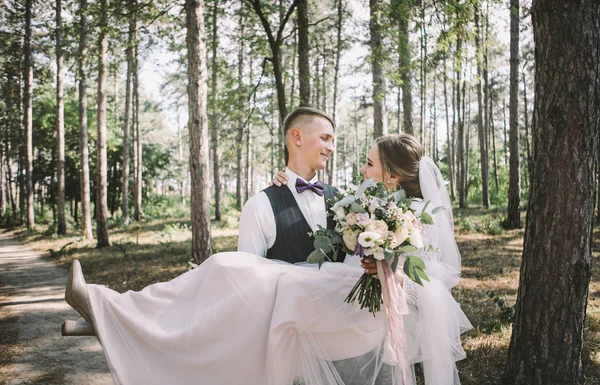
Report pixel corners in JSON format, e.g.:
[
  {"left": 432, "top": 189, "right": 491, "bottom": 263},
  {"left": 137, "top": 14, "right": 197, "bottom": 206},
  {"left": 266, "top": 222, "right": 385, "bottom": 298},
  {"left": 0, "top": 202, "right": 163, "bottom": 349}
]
[{"left": 282, "top": 107, "right": 335, "bottom": 164}]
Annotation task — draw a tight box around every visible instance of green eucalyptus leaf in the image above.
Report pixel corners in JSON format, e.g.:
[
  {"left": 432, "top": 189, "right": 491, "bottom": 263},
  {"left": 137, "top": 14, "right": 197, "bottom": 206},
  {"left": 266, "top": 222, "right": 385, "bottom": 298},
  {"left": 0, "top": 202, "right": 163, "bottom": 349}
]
[
  {"left": 394, "top": 189, "right": 407, "bottom": 202},
  {"left": 420, "top": 211, "right": 434, "bottom": 225},
  {"left": 391, "top": 255, "right": 400, "bottom": 272},
  {"left": 384, "top": 248, "right": 394, "bottom": 263},
  {"left": 314, "top": 235, "right": 333, "bottom": 254},
  {"left": 350, "top": 202, "right": 366, "bottom": 213},
  {"left": 422, "top": 200, "right": 431, "bottom": 213},
  {"left": 357, "top": 178, "right": 377, "bottom": 197},
  {"left": 307, "top": 249, "right": 325, "bottom": 264},
  {"left": 431, "top": 206, "right": 445, "bottom": 214},
  {"left": 397, "top": 245, "right": 418, "bottom": 253}
]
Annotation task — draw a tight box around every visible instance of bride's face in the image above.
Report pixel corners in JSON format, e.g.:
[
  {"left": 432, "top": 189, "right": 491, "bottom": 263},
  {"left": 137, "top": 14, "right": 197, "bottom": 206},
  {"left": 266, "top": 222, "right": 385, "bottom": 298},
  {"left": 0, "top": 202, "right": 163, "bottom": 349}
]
[{"left": 359, "top": 145, "right": 399, "bottom": 190}]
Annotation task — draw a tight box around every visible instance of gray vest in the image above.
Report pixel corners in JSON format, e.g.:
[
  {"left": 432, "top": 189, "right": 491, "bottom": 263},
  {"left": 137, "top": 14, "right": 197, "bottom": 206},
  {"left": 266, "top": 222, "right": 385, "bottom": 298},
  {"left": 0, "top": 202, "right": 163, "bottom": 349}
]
[{"left": 263, "top": 184, "right": 344, "bottom": 264}]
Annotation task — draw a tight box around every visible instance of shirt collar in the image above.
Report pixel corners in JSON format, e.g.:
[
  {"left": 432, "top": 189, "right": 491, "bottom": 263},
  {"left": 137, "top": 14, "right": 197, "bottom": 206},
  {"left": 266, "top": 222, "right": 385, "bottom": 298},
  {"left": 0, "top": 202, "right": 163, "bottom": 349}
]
[{"left": 285, "top": 168, "right": 318, "bottom": 186}]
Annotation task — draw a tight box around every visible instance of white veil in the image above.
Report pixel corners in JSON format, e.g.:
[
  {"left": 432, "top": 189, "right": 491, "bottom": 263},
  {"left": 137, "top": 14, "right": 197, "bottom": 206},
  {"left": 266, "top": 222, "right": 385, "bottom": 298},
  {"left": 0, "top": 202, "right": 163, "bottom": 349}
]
[{"left": 418, "top": 156, "right": 462, "bottom": 289}]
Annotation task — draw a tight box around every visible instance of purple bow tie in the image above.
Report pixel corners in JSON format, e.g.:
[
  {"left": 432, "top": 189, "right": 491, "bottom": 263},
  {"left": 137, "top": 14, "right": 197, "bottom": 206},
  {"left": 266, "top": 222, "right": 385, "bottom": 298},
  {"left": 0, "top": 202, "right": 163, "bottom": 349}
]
[{"left": 295, "top": 179, "right": 324, "bottom": 196}]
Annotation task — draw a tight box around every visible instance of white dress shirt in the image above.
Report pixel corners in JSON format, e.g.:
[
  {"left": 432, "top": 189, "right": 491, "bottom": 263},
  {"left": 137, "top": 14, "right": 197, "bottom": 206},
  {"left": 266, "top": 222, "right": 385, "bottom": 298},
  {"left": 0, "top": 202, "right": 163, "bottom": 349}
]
[{"left": 237, "top": 168, "right": 327, "bottom": 257}]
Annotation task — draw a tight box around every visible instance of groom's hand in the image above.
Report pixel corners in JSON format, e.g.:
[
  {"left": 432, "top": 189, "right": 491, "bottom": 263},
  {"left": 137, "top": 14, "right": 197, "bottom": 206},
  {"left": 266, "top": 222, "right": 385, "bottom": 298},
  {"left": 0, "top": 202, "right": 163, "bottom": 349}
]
[
  {"left": 361, "top": 258, "right": 379, "bottom": 279},
  {"left": 269, "top": 170, "right": 288, "bottom": 187}
]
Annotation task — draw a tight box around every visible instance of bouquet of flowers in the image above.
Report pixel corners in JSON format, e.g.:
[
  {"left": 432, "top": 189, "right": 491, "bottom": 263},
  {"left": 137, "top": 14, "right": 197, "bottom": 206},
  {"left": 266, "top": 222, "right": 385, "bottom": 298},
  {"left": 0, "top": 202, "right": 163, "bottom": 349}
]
[{"left": 307, "top": 178, "right": 435, "bottom": 314}]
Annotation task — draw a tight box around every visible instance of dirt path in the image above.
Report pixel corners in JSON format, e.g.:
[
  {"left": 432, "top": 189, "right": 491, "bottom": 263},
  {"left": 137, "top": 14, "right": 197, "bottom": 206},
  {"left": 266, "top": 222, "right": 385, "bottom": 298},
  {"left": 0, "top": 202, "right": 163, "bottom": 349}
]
[{"left": 0, "top": 230, "right": 112, "bottom": 384}]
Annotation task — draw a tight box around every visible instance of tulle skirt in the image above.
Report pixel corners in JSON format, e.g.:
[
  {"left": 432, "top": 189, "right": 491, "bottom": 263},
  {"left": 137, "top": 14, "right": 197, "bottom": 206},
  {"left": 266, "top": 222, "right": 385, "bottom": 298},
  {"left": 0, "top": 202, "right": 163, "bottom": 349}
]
[{"left": 86, "top": 252, "right": 472, "bottom": 385}]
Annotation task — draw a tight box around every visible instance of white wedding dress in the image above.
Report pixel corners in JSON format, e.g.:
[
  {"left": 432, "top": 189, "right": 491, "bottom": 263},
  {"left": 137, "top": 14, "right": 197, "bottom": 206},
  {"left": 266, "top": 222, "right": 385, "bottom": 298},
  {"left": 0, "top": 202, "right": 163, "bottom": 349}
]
[{"left": 86, "top": 202, "right": 472, "bottom": 385}]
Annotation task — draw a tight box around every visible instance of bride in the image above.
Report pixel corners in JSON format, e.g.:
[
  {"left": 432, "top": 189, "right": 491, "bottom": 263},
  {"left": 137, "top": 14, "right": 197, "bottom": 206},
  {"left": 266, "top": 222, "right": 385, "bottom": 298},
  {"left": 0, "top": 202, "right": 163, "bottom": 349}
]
[{"left": 63, "top": 134, "right": 472, "bottom": 385}]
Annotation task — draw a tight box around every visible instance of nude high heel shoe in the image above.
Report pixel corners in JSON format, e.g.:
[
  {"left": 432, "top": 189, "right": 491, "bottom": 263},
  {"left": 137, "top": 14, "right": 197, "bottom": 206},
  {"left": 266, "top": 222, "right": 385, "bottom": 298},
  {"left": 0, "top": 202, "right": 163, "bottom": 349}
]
[
  {"left": 65, "top": 260, "right": 93, "bottom": 323},
  {"left": 61, "top": 318, "right": 96, "bottom": 336}
]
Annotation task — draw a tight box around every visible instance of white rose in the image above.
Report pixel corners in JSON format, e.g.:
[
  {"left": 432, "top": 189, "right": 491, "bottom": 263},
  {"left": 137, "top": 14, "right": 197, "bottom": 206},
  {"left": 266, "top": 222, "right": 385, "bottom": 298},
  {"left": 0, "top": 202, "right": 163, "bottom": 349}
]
[
  {"left": 409, "top": 228, "right": 424, "bottom": 249},
  {"left": 346, "top": 212, "right": 358, "bottom": 226},
  {"left": 388, "top": 231, "right": 399, "bottom": 248},
  {"left": 343, "top": 227, "right": 359, "bottom": 251},
  {"left": 394, "top": 226, "right": 410, "bottom": 245},
  {"left": 356, "top": 213, "right": 372, "bottom": 226},
  {"left": 331, "top": 204, "right": 346, "bottom": 220},
  {"left": 368, "top": 198, "right": 381, "bottom": 214},
  {"left": 358, "top": 231, "right": 381, "bottom": 248},
  {"left": 365, "top": 220, "right": 389, "bottom": 238},
  {"left": 404, "top": 211, "right": 418, "bottom": 226},
  {"left": 371, "top": 247, "right": 385, "bottom": 261}
]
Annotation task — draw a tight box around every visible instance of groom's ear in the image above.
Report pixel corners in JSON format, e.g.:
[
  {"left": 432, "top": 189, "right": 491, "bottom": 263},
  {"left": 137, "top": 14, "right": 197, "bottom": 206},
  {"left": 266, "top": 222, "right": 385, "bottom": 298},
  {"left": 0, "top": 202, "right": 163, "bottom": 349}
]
[{"left": 289, "top": 127, "right": 303, "bottom": 146}]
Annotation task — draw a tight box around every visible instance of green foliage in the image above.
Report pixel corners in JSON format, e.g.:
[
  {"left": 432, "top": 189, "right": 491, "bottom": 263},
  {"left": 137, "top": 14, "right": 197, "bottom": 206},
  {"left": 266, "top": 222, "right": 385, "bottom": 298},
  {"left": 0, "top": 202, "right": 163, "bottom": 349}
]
[
  {"left": 487, "top": 290, "right": 516, "bottom": 324},
  {"left": 158, "top": 222, "right": 191, "bottom": 244},
  {"left": 142, "top": 194, "right": 190, "bottom": 221}
]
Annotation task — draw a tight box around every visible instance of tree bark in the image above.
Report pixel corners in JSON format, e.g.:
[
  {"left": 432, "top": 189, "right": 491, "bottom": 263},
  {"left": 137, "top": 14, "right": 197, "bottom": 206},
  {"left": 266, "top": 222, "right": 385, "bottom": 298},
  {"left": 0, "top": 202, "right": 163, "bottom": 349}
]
[
  {"left": 23, "top": 0, "right": 35, "bottom": 230},
  {"left": 209, "top": 0, "right": 221, "bottom": 221},
  {"left": 235, "top": 6, "right": 245, "bottom": 210},
  {"left": 77, "top": 0, "right": 93, "bottom": 240},
  {"left": 328, "top": 0, "right": 343, "bottom": 186},
  {"left": 122, "top": 0, "right": 135, "bottom": 225},
  {"left": 455, "top": 36, "right": 466, "bottom": 208},
  {"left": 475, "top": 9, "right": 490, "bottom": 208},
  {"left": 419, "top": 0, "right": 426, "bottom": 145},
  {"left": 443, "top": 54, "right": 454, "bottom": 199},
  {"left": 56, "top": 0, "right": 66, "bottom": 234},
  {"left": 297, "top": 0, "right": 310, "bottom": 107},
  {"left": 370, "top": 0, "right": 387, "bottom": 139},
  {"left": 491, "top": 102, "right": 499, "bottom": 190},
  {"left": 522, "top": 72, "right": 532, "bottom": 186},
  {"left": 394, "top": 0, "right": 413, "bottom": 135},
  {"left": 505, "top": 0, "right": 521, "bottom": 228},
  {"left": 96, "top": 0, "right": 110, "bottom": 248},
  {"left": 246, "top": 0, "right": 298, "bottom": 164},
  {"left": 133, "top": 28, "right": 143, "bottom": 222},
  {"left": 503, "top": 1, "right": 599, "bottom": 383},
  {"left": 186, "top": 0, "right": 212, "bottom": 264}
]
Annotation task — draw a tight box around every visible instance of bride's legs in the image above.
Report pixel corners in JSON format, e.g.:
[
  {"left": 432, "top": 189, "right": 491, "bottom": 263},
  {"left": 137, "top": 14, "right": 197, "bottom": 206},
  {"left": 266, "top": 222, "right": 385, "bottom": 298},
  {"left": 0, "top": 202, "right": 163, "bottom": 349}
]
[{"left": 63, "top": 260, "right": 96, "bottom": 336}]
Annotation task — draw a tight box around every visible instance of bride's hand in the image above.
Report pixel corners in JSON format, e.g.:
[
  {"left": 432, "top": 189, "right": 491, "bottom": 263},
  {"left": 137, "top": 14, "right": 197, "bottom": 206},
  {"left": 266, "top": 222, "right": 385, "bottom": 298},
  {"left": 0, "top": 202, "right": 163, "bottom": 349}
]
[
  {"left": 361, "top": 258, "right": 379, "bottom": 279},
  {"left": 269, "top": 170, "right": 288, "bottom": 187}
]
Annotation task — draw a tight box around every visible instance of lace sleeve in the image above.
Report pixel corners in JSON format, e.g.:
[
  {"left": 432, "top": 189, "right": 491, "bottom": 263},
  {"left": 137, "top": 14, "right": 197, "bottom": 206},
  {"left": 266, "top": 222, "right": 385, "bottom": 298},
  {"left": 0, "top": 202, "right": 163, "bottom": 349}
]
[
  {"left": 401, "top": 223, "right": 440, "bottom": 306},
  {"left": 412, "top": 224, "right": 441, "bottom": 262}
]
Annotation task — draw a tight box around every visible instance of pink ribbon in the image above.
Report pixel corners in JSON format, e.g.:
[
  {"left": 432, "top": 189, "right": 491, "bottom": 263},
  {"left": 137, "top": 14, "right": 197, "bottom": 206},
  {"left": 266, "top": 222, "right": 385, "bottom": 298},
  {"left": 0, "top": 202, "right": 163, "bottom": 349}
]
[{"left": 376, "top": 259, "right": 413, "bottom": 385}]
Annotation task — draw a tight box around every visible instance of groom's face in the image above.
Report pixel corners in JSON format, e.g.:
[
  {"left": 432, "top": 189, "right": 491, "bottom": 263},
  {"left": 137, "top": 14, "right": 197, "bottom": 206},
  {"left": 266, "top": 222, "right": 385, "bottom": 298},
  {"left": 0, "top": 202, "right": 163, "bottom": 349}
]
[{"left": 296, "top": 116, "right": 335, "bottom": 171}]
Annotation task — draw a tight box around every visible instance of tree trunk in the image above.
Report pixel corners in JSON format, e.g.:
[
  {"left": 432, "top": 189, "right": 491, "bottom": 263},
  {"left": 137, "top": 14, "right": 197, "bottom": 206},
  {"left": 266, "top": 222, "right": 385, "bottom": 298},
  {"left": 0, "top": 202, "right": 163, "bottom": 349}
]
[
  {"left": 246, "top": 0, "right": 297, "bottom": 163},
  {"left": 235, "top": 7, "right": 245, "bottom": 210},
  {"left": 456, "top": 36, "right": 466, "bottom": 208},
  {"left": 443, "top": 54, "right": 454, "bottom": 199},
  {"left": 503, "top": 1, "right": 599, "bottom": 383},
  {"left": 77, "top": 0, "right": 93, "bottom": 240},
  {"left": 394, "top": 0, "right": 413, "bottom": 135},
  {"left": 328, "top": 0, "right": 343, "bottom": 186},
  {"left": 297, "top": 0, "right": 310, "bottom": 107},
  {"left": 523, "top": 72, "right": 532, "bottom": 186},
  {"left": 475, "top": 9, "right": 490, "bottom": 208},
  {"left": 55, "top": 0, "right": 67, "bottom": 234},
  {"left": 503, "top": 98, "right": 508, "bottom": 165},
  {"left": 96, "top": 0, "right": 110, "bottom": 248},
  {"left": 370, "top": 0, "right": 387, "bottom": 139},
  {"left": 209, "top": 0, "right": 221, "bottom": 221},
  {"left": 419, "top": 0, "right": 426, "bottom": 145},
  {"left": 0, "top": 145, "right": 4, "bottom": 216},
  {"left": 133, "top": 31, "right": 143, "bottom": 222},
  {"left": 23, "top": 0, "right": 35, "bottom": 230},
  {"left": 122, "top": 0, "right": 134, "bottom": 225},
  {"left": 186, "top": 0, "right": 212, "bottom": 264},
  {"left": 491, "top": 102, "right": 499, "bottom": 190},
  {"left": 505, "top": 0, "right": 521, "bottom": 229}
]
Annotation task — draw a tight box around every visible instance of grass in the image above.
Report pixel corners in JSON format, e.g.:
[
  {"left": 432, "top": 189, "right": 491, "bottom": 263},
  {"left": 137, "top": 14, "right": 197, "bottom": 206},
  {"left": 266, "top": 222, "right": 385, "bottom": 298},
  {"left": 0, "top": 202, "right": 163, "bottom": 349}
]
[{"left": 3, "top": 206, "right": 600, "bottom": 384}]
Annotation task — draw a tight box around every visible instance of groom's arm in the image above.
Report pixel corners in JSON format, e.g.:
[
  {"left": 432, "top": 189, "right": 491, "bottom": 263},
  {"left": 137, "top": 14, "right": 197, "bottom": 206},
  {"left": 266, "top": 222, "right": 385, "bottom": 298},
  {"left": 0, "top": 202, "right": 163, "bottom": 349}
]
[{"left": 237, "top": 192, "right": 276, "bottom": 257}]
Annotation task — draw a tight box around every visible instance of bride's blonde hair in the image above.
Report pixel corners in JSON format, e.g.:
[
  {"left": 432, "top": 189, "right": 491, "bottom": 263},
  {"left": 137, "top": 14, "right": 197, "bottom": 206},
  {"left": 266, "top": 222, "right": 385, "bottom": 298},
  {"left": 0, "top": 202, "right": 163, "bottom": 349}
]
[{"left": 374, "top": 134, "right": 423, "bottom": 199}]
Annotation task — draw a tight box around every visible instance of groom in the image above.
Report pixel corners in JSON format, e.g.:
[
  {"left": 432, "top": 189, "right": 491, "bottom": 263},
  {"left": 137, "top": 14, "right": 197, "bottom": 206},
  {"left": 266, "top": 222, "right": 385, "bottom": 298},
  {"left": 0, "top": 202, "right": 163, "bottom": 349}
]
[{"left": 238, "top": 107, "right": 344, "bottom": 264}]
